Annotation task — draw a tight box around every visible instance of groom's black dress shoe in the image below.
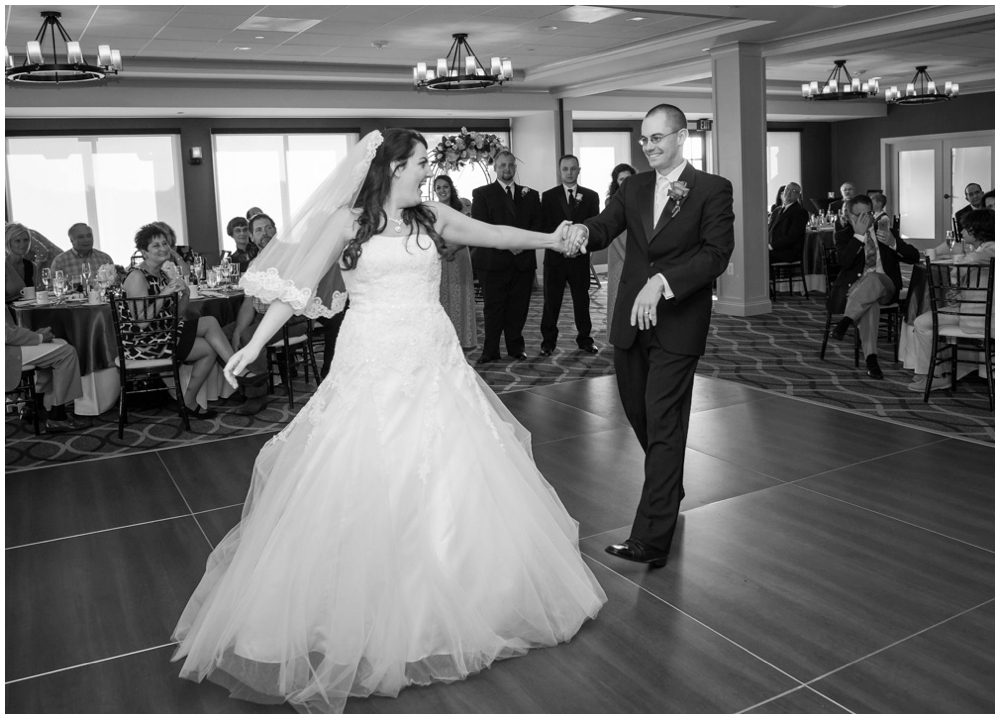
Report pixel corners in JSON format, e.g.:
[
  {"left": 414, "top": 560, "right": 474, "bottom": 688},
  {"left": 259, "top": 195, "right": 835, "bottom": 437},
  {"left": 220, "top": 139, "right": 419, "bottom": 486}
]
[
  {"left": 476, "top": 354, "right": 501, "bottom": 365},
  {"left": 508, "top": 351, "right": 528, "bottom": 361},
  {"left": 540, "top": 347, "right": 554, "bottom": 357},
  {"left": 580, "top": 344, "right": 599, "bottom": 354},
  {"left": 605, "top": 539, "right": 669, "bottom": 568}
]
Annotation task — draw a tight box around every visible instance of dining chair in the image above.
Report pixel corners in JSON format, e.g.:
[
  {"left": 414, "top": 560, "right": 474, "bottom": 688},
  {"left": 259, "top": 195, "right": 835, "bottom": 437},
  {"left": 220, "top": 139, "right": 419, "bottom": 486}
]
[
  {"left": 130, "top": 250, "right": 144, "bottom": 268},
  {"left": 266, "top": 317, "right": 320, "bottom": 409},
  {"left": 819, "top": 245, "right": 900, "bottom": 365},
  {"left": 769, "top": 260, "right": 809, "bottom": 300},
  {"left": 6, "top": 366, "right": 42, "bottom": 436},
  {"left": 589, "top": 258, "right": 602, "bottom": 291},
  {"left": 923, "top": 257, "right": 994, "bottom": 409},
  {"left": 109, "top": 295, "right": 190, "bottom": 438}
]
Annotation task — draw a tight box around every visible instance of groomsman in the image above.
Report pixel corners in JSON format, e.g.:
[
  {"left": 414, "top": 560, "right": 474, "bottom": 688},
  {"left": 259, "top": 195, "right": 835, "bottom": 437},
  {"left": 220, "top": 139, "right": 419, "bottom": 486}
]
[
  {"left": 471, "top": 150, "right": 542, "bottom": 363},
  {"left": 539, "top": 155, "right": 601, "bottom": 355}
]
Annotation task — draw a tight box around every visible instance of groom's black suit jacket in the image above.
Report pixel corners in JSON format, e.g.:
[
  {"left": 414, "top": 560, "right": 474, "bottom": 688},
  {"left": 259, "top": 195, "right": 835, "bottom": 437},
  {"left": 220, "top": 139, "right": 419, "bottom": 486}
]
[
  {"left": 583, "top": 164, "right": 735, "bottom": 355},
  {"left": 470, "top": 181, "right": 541, "bottom": 272}
]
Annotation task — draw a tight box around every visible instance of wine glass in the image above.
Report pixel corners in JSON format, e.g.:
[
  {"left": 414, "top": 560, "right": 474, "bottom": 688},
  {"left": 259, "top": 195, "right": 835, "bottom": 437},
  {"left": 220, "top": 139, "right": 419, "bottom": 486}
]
[
  {"left": 220, "top": 256, "right": 232, "bottom": 289},
  {"left": 81, "top": 262, "right": 92, "bottom": 292},
  {"left": 40, "top": 267, "right": 51, "bottom": 292},
  {"left": 945, "top": 230, "right": 955, "bottom": 253}
]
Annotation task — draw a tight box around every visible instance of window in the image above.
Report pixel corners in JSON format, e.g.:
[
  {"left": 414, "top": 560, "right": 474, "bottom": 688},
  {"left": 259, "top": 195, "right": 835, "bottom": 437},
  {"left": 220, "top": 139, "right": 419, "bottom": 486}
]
[
  {"left": 5, "top": 134, "right": 185, "bottom": 264},
  {"left": 213, "top": 133, "right": 359, "bottom": 246},
  {"left": 421, "top": 131, "right": 512, "bottom": 203},
  {"left": 683, "top": 131, "right": 706, "bottom": 173},
  {"left": 573, "top": 131, "right": 632, "bottom": 210},
  {"left": 766, "top": 132, "right": 802, "bottom": 212}
]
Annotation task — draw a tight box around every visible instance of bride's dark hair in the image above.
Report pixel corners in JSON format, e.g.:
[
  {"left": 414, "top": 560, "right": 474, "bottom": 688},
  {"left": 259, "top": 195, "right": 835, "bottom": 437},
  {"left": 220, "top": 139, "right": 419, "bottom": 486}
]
[{"left": 342, "top": 128, "right": 456, "bottom": 270}]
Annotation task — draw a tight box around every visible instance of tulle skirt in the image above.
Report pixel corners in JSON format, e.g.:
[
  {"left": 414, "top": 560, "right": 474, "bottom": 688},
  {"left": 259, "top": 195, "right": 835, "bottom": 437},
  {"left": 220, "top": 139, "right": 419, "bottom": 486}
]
[{"left": 172, "top": 305, "right": 606, "bottom": 713}]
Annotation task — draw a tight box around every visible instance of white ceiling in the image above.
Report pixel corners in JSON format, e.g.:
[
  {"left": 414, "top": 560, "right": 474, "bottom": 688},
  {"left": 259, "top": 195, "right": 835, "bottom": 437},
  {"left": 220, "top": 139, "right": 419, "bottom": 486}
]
[{"left": 4, "top": 3, "right": 995, "bottom": 121}]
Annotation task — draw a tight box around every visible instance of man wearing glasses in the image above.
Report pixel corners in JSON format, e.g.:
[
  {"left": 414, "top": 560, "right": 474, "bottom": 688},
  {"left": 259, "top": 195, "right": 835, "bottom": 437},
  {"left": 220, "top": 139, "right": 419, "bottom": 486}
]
[
  {"left": 767, "top": 182, "right": 809, "bottom": 265},
  {"left": 829, "top": 194, "right": 919, "bottom": 379},
  {"left": 563, "top": 104, "right": 734, "bottom": 568}
]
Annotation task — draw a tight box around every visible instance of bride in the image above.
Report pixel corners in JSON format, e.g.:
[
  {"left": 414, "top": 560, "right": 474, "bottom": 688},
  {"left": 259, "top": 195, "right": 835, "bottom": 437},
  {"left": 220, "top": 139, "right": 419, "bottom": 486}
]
[{"left": 171, "top": 128, "right": 607, "bottom": 713}]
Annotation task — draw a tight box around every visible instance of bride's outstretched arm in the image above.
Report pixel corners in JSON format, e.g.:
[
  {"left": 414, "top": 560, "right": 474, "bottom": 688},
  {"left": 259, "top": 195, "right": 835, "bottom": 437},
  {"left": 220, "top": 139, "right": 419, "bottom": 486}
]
[
  {"left": 428, "top": 201, "right": 580, "bottom": 254},
  {"left": 223, "top": 300, "right": 296, "bottom": 387}
]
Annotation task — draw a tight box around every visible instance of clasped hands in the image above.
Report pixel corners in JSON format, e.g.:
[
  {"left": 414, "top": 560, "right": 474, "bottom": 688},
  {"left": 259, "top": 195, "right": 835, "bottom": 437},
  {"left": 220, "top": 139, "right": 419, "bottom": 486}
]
[
  {"left": 849, "top": 212, "right": 892, "bottom": 245},
  {"left": 554, "top": 222, "right": 589, "bottom": 257}
]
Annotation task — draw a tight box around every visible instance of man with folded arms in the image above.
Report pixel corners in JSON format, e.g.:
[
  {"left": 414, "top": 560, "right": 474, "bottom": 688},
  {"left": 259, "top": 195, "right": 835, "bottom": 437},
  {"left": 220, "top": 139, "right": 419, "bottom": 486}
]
[
  {"left": 5, "top": 307, "right": 84, "bottom": 432},
  {"left": 828, "top": 194, "right": 919, "bottom": 380},
  {"left": 767, "top": 182, "right": 809, "bottom": 265}
]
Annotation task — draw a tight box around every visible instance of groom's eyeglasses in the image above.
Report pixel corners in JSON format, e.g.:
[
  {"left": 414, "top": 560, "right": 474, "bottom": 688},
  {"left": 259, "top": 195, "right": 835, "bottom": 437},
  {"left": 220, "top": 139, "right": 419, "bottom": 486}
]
[{"left": 638, "top": 128, "right": 683, "bottom": 147}]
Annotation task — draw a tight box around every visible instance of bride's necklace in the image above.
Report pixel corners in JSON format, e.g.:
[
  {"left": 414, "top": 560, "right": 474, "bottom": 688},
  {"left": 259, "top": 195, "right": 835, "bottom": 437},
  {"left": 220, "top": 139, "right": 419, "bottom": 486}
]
[{"left": 387, "top": 215, "right": 406, "bottom": 233}]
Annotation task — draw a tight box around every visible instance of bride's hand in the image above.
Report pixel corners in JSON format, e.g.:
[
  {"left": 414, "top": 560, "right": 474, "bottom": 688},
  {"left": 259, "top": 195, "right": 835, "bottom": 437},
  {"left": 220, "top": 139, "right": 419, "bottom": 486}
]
[{"left": 224, "top": 346, "right": 259, "bottom": 389}]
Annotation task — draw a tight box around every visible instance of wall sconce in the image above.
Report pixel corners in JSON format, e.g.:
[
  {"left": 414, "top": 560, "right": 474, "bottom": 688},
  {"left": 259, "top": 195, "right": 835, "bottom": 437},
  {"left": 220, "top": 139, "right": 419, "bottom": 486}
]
[{"left": 189, "top": 147, "right": 203, "bottom": 165}]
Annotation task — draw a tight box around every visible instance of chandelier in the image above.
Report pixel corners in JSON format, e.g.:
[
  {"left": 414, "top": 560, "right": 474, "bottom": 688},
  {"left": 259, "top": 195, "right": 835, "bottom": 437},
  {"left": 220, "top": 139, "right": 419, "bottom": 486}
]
[
  {"left": 413, "top": 33, "right": 512, "bottom": 92},
  {"left": 801, "top": 60, "right": 879, "bottom": 101},
  {"left": 885, "top": 66, "right": 958, "bottom": 105},
  {"left": 5, "top": 11, "right": 122, "bottom": 84}
]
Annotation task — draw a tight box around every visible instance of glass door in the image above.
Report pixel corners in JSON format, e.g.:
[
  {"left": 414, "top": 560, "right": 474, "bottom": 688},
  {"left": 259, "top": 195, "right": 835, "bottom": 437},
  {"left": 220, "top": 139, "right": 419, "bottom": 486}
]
[{"left": 884, "top": 131, "right": 994, "bottom": 243}]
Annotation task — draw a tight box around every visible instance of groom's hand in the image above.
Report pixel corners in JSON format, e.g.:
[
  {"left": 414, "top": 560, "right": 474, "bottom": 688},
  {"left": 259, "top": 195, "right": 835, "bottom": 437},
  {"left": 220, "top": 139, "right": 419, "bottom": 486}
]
[{"left": 563, "top": 224, "right": 589, "bottom": 257}]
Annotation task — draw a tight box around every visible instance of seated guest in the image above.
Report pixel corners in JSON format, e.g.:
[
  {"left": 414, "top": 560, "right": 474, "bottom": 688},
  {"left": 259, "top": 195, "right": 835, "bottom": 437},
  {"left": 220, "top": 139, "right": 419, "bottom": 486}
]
[
  {"left": 909, "top": 209, "right": 995, "bottom": 392},
  {"left": 768, "top": 182, "right": 809, "bottom": 264},
  {"left": 828, "top": 181, "right": 856, "bottom": 215},
  {"left": 226, "top": 216, "right": 258, "bottom": 271},
  {"left": 6, "top": 222, "right": 62, "bottom": 272},
  {"left": 768, "top": 185, "right": 786, "bottom": 215},
  {"left": 123, "top": 224, "right": 238, "bottom": 419},
  {"left": 151, "top": 221, "right": 191, "bottom": 279},
  {"left": 49, "top": 223, "right": 114, "bottom": 285},
  {"left": 249, "top": 213, "right": 277, "bottom": 251},
  {"left": 984, "top": 190, "right": 995, "bottom": 211},
  {"left": 5, "top": 307, "right": 84, "bottom": 432},
  {"left": 6, "top": 223, "right": 36, "bottom": 296},
  {"left": 955, "top": 183, "right": 985, "bottom": 229},
  {"left": 828, "top": 194, "right": 920, "bottom": 380},
  {"left": 871, "top": 193, "right": 889, "bottom": 226}
]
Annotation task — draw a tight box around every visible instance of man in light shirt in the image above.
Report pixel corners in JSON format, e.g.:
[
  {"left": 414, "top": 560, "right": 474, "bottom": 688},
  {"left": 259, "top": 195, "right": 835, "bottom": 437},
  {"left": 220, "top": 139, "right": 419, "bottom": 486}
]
[{"left": 49, "top": 223, "right": 114, "bottom": 284}]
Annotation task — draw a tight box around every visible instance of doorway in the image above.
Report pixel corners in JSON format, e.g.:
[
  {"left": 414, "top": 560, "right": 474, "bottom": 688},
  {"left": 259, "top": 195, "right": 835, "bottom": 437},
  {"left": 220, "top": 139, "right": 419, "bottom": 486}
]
[{"left": 883, "top": 131, "right": 994, "bottom": 242}]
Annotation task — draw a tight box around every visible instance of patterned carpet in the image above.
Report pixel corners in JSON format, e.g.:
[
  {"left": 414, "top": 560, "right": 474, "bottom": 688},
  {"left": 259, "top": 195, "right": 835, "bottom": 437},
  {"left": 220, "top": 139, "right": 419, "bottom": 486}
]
[
  {"left": 5, "top": 281, "right": 616, "bottom": 471},
  {"left": 701, "top": 295, "right": 995, "bottom": 444},
  {"left": 6, "top": 273, "right": 992, "bottom": 471}
]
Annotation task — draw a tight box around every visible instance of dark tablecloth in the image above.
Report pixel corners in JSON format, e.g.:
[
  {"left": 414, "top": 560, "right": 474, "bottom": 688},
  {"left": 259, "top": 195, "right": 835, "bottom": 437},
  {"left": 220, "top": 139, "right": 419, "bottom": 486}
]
[{"left": 14, "top": 292, "right": 245, "bottom": 375}]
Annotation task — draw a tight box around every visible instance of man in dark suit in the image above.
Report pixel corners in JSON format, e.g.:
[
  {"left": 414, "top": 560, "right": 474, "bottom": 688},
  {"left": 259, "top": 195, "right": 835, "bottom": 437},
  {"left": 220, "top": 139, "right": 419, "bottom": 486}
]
[
  {"left": 827, "top": 181, "right": 855, "bottom": 216},
  {"left": 565, "top": 104, "right": 734, "bottom": 567},
  {"left": 829, "top": 194, "right": 919, "bottom": 380},
  {"left": 471, "top": 150, "right": 542, "bottom": 363},
  {"left": 539, "top": 154, "right": 601, "bottom": 355},
  {"left": 955, "top": 183, "right": 985, "bottom": 231},
  {"left": 767, "top": 182, "right": 809, "bottom": 264}
]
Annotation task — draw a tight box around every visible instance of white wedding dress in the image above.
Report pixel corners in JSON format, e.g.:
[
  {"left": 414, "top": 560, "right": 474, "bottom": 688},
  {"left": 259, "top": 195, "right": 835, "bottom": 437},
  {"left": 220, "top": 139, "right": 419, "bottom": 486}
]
[{"left": 172, "top": 233, "right": 607, "bottom": 713}]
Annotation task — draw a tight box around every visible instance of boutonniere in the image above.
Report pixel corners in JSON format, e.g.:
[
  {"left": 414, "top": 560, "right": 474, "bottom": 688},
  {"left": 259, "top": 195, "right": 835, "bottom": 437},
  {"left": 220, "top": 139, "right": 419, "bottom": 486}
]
[
  {"left": 667, "top": 181, "right": 689, "bottom": 217},
  {"left": 521, "top": 187, "right": 532, "bottom": 197},
  {"left": 573, "top": 192, "right": 583, "bottom": 203}
]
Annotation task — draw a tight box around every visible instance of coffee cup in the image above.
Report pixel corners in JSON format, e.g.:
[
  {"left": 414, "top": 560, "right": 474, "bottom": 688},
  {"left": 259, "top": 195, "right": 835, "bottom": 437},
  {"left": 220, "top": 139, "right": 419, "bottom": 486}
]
[
  {"left": 88, "top": 289, "right": 102, "bottom": 305},
  {"left": 35, "top": 290, "right": 52, "bottom": 305},
  {"left": 925, "top": 248, "right": 937, "bottom": 261},
  {"left": 20, "top": 286, "right": 36, "bottom": 300},
  {"left": 188, "top": 283, "right": 200, "bottom": 299}
]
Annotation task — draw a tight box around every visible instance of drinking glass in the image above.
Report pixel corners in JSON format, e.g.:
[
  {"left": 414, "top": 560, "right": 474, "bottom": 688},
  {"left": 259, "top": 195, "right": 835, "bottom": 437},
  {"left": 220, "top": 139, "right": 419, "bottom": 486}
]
[
  {"left": 52, "top": 275, "right": 66, "bottom": 302},
  {"left": 207, "top": 268, "right": 219, "bottom": 289},
  {"left": 946, "top": 230, "right": 955, "bottom": 252},
  {"left": 40, "top": 267, "right": 51, "bottom": 291},
  {"left": 81, "top": 262, "right": 92, "bottom": 291}
]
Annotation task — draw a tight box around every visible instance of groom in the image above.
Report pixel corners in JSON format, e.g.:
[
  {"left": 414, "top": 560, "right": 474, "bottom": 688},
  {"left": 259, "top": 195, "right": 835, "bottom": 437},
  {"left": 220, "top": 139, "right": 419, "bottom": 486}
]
[{"left": 566, "top": 104, "right": 734, "bottom": 567}]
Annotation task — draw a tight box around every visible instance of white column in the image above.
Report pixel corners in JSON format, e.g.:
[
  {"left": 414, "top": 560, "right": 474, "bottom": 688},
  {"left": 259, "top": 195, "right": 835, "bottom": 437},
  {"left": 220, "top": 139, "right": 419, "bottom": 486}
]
[
  {"left": 512, "top": 111, "right": 560, "bottom": 277},
  {"left": 711, "top": 42, "right": 771, "bottom": 316}
]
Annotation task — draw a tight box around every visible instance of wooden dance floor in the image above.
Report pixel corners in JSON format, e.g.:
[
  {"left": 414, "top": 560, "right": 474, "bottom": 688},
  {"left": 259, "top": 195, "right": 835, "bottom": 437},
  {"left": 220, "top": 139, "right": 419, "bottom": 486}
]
[{"left": 5, "top": 375, "right": 994, "bottom": 713}]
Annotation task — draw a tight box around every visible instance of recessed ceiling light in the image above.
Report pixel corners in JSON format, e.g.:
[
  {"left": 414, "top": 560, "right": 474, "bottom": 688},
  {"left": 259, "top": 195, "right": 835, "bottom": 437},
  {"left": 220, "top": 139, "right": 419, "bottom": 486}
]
[
  {"left": 255, "top": 36, "right": 264, "bottom": 40},
  {"left": 371, "top": 40, "right": 388, "bottom": 50},
  {"left": 539, "top": 25, "right": 558, "bottom": 31},
  {"left": 628, "top": 16, "right": 647, "bottom": 21},
  {"left": 235, "top": 46, "right": 252, "bottom": 51}
]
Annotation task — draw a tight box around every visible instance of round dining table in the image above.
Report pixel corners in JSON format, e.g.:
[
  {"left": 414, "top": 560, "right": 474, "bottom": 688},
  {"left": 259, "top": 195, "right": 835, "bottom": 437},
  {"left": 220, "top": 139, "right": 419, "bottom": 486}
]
[{"left": 12, "top": 290, "right": 245, "bottom": 415}]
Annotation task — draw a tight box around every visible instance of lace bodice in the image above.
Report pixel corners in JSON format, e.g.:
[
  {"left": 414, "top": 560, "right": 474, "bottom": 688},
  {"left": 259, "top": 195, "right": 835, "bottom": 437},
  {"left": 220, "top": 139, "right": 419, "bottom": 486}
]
[{"left": 341, "top": 233, "right": 442, "bottom": 310}]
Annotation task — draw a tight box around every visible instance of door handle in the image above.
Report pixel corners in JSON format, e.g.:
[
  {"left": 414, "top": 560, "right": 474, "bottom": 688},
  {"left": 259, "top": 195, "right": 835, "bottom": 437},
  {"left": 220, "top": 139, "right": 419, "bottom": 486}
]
[{"left": 943, "top": 193, "right": 953, "bottom": 199}]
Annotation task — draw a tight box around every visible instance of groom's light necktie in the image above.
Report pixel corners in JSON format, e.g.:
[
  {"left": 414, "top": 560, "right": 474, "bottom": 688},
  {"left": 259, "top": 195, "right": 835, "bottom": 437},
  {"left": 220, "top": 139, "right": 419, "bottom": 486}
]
[{"left": 653, "top": 174, "right": 670, "bottom": 224}]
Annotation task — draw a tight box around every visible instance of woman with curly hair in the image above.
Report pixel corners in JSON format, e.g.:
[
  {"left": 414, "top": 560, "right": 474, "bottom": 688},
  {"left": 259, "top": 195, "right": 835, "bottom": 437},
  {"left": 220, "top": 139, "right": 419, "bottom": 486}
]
[
  {"left": 604, "top": 163, "right": 636, "bottom": 341},
  {"left": 172, "top": 128, "right": 605, "bottom": 713}
]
